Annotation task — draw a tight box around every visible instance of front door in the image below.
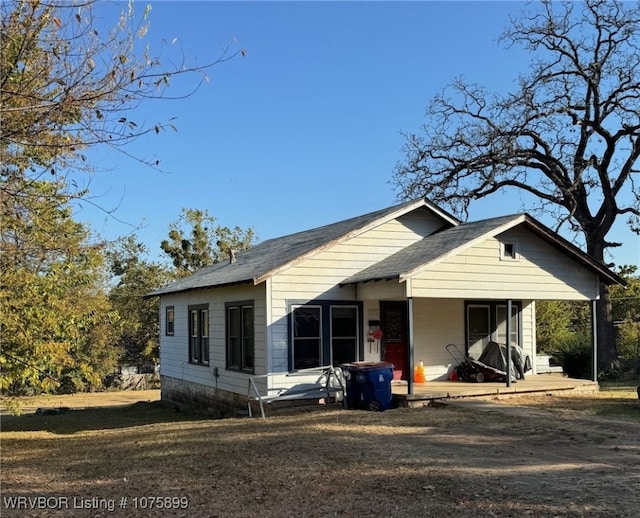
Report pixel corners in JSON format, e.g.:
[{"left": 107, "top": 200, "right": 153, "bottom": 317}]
[{"left": 380, "top": 301, "right": 408, "bottom": 380}]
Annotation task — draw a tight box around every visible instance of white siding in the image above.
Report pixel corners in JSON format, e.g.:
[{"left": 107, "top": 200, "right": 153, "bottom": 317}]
[
  {"left": 361, "top": 298, "right": 534, "bottom": 380},
  {"left": 362, "top": 301, "right": 382, "bottom": 362},
  {"left": 271, "top": 212, "right": 442, "bottom": 301},
  {"left": 411, "top": 298, "right": 536, "bottom": 381},
  {"left": 268, "top": 211, "right": 444, "bottom": 371},
  {"left": 410, "top": 228, "right": 599, "bottom": 300},
  {"left": 413, "top": 299, "right": 535, "bottom": 381},
  {"left": 521, "top": 300, "right": 535, "bottom": 365},
  {"left": 357, "top": 280, "right": 406, "bottom": 301},
  {"left": 159, "top": 283, "right": 266, "bottom": 396},
  {"left": 412, "top": 299, "right": 465, "bottom": 380}
]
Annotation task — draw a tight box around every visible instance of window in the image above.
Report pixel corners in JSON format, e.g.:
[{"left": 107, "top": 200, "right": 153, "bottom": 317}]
[
  {"left": 291, "top": 303, "right": 361, "bottom": 369},
  {"left": 467, "top": 305, "right": 490, "bottom": 359},
  {"left": 496, "top": 304, "right": 520, "bottom": 345},
  {"left": 188, "top": 305, "right": 209, "bottom": 365},
  {"left": 165, "top": 306, "right": 175, "bottom": 336},
  {"left": 292, "top": 306, "right": 322, "bottom": 370},
  {"left": 465, "top": 301, "right": 521, "bottom": 359},
  {"left": 226, "top": 301, "right": 254, "bottom": 373},
  {"left": 331, "top": 306, "right": 358, "bottom": 366},
  {"left": 501, "top": 242, "right": 518, "bottom": 260}
]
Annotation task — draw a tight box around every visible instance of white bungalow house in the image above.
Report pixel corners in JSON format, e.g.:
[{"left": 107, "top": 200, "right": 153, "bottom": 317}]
[{"left": 148, "top": 199, "right": 623, "bottom": 411}]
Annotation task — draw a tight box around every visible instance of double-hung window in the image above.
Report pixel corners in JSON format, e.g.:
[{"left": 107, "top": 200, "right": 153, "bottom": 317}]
[
  {"left": 292, "top": 304, "right": 360, "bottom": 369},
  {"left": 467, "top": 304, "right": 491, "bottom": 359},
  {"left": 188, "top": 305, "right": 209, "bottom": 365},
  {"left": 226, "top": 301, "right": 254, "bottom": 373},
  {"left": 330, "top": 306, "right": 358, "bottom": 365},
  {"left": 292, "top": 306, "right": 322, "bottom": 370},
  {"left": 465, "top": 301, "right": 521, "bottom": 359},
  {"left": 165, "top": 306, "right": 175, "bottom": 336},
  {"left": 496, "top": 304, "right": 520, "bottom": 345}
]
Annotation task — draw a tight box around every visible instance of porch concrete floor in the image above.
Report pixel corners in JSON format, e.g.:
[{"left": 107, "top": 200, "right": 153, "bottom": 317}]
[{"left": 392, "top": 373, "right": 598, "bottom": 407}]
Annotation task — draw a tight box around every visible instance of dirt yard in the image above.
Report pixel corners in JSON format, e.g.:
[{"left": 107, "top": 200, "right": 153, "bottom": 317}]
[{"left": 1, "top": 390, "right": 639, "bottom": 517}]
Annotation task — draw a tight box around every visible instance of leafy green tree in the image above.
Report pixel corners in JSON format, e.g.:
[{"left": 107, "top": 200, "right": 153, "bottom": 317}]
[
  {"left": 0, "top": 179, "right": 121, "bottom": 395},
  {"left": 536, "top": 301, "right": 576, "bottom": 355},
  {"left": 0, "top": 0, "right": 243, "bottom": 396},
  {"left": 107, "top": 236, "right": 171, "bottom": 366},
  {"left": 537, "top": 266, "right": 639, "bottom": 378},
  {"left": 611, "top": 266, "right": 640, "bottom": 365},
  {"left": 392, "top": 0, "right": 640, "bottom": 370},
  {"left": 161, "top": 208, "right": 256, "bottom": 277}
]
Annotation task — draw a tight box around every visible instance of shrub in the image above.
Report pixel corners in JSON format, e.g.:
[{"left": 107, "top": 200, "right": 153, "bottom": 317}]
[
  {"left": 616, "top": 321, "right": 640, "bottom": 362},
  {"left": 555, "top": 333, "right": 592, "bottom": 379}
]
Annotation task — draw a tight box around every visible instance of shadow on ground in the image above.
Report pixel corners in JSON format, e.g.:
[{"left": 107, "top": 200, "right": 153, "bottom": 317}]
[{"left": 0, "top": 401, "right": 211, "bottom": 434}]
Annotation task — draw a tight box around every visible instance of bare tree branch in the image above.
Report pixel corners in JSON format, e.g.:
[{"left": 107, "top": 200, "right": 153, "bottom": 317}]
[
  {"left": 393, "top": 0, "right": 640, "bottom": 258},
  {"left": 1, "top": 0, "right": 244, "bottom": 202},
  {"left": 392, "top": 0, "right": 640, "bottom": 370}
]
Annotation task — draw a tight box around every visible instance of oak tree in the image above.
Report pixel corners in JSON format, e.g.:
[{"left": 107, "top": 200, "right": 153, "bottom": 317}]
[{"left": 393, "top": 0, "right": 639, "bottom": 370}]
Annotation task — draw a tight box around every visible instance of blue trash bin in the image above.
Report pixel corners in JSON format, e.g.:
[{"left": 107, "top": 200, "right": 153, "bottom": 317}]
[{"left": 341, "top": 361, "right": 394, "bottom": 411}]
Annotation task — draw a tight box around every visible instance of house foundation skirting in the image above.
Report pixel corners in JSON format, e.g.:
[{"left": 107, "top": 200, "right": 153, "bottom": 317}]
[{"left": 161, "top": 375, "right": 247, "bottom": 414}]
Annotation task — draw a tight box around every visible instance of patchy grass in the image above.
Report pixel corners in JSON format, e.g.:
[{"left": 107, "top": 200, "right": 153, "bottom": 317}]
[
  {"left": 0, "top": 390, "right": 162, "bottom": 416},
  {"left": 1, "top": 390, "right": 639, "bottom": 517},
  {"left": 0, "top": 401, "right": 205, "bottom": 435},
  {"left": 493, "top": 389, "right": 640, "bottom": 421},
  {"left": 600, "top": 380, "right": 640, "bottom": 391}
]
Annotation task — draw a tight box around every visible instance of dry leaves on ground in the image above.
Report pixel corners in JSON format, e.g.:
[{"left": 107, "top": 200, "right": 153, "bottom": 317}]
[{"left": 1, "top": 391, "right": 639, "bottom": 517}]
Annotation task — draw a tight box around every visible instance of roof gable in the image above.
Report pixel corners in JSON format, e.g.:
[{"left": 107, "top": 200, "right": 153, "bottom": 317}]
[
  {"left": 341, "top": 214, "right": 523, "bottom": 285},
  {"left": 148, "top": 198, "right": 458, "bottom": 297},
  {"left": 340, "top": 214, "right": 624, "bottom": 287}
]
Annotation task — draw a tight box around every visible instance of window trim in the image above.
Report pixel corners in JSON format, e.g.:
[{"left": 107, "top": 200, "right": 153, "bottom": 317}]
[
  {"left": 466, "top": 303, "right": 491, "bottom": 357},
  {"left": 165, "top": 306, "right": 175, "bottom": 336},
  {"left": 188, "top": 304, "right": 209, "bottom": 366},
  {"left": 496, "top": 304, "right": 520, "bottom": 345},
  {"left": 330, "top": 305, "right": 359, "bottom": 366},
  {"left": 225, "top": 300, "right": 255, "bottom": 374},
  {"left": 291, "top": 304, "right": 323, "bottom": 371},
  {"left": 288, "top": 300, "right": 363, "bottom": 370},
  {"left": 501, "top": 241, "right": 519, "bottom": 261},
  {"left": 464, "top": 300, "right": 522, "bottom": 357}
]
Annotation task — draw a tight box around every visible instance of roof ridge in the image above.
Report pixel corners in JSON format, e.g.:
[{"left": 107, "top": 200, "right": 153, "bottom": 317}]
[
  {"left": 256, "top": 198, "right": 423, "bottom": 246},
  {"left": 460, "top": 213, "right": 524, "bottom": 225},
  {"left": 147, "top": 198, "right": 434, "bottom": 296}
]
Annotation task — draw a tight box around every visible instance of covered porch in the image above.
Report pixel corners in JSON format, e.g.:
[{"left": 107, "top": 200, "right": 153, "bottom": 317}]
[
  {"left": 392, "top": 373, "right": 599, "bottom": 408},
  {"left": 343, "top": 215, "right": 625, "bottom": 398}
]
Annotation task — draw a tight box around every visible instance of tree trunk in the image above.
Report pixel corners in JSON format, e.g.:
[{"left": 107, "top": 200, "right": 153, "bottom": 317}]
[
  {"left": 596, "top": 282, "right": 618, "bottom": 372},
  {"left": 586, "top": 235, "right": 618, "bottom": 373}
]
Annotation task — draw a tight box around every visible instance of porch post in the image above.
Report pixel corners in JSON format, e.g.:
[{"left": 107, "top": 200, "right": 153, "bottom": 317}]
[
  {"left": 407, "top": 297, "right": 414, "bottom": 395},
  {"left": 591, "top": 299, "right": 598, "bottom": 382},
  {"left": 506, "top": 299, "right": 512, "bottom": 388}
]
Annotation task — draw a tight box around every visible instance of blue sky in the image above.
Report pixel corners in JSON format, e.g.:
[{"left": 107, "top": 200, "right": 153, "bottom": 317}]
[{"left": 78, "top": 1, "right": 639, "bottom": 269}]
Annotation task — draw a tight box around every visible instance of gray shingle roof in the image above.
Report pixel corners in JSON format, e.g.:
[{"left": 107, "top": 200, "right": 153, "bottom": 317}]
[
  {"left": 148, "top": 200, "right": 624, "bottom": 298},
  {"left": 340, "top": 214, "right": 523, "bottom": 285},
  {"left": 147, "top": 198, "right": 452, "bottom": 296},
  {"left": 340, "top": 213, "right": 624, "bottom": 286}
]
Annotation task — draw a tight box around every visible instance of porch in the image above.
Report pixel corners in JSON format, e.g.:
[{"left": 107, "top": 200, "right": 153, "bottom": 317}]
[{"left": 392, "top": 373, "right": 598, "bottom": 408}]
